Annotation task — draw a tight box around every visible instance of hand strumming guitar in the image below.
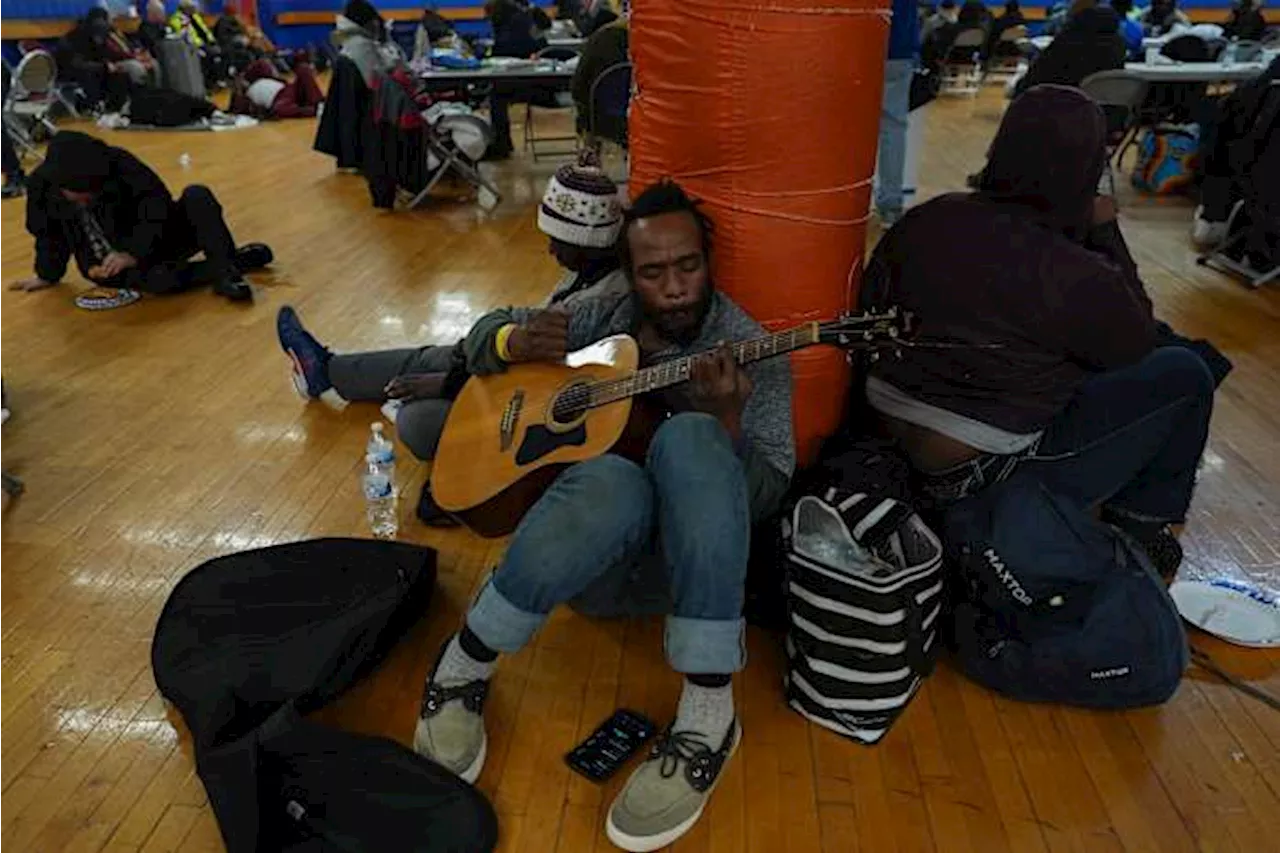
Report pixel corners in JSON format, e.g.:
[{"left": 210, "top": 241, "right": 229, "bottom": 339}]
[
  {"left": 688, "top": 342, "right": 752, "bottom": 442},
  {"left": 506, "top": 309, "right": 570, "bottom": 363}
]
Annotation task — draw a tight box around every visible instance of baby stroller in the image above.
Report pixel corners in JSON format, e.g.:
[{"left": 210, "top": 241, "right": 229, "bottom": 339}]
[{"left": 1197, "top": 80, "right": 1280, "bottom": 288}]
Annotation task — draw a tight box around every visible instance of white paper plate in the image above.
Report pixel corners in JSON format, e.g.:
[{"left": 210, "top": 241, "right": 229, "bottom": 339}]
[{"left": 1168, "top": 579, "right": 1280, "bottom": 648}]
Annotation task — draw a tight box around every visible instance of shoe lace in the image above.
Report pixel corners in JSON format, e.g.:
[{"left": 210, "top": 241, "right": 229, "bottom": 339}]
[
  {"left": 651, "top": 729, "right": 714, "bottom": 780},
  {"left": 421, "top": 679, "right": 488, "bottom": 717}
]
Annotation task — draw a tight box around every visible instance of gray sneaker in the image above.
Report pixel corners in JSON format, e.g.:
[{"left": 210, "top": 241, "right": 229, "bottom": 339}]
[
  {"left": 413, "top": 676, "right": 488, "bottom": 784},
  {"left": 605, "top": 720, "right": 741, "bottom": 852}
]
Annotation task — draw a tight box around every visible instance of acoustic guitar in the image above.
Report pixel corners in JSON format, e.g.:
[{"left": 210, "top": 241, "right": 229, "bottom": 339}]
[{"left": 430, "top": 309, "right": 912, "bottom": 537}]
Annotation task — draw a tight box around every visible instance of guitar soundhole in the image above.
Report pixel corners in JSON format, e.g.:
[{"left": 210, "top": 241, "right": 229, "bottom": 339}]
[{"left": 549, "top": 382, "right": 591, "bottom": 427}]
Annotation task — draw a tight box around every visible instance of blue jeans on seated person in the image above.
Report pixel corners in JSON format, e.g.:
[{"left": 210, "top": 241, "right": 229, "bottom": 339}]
[
  {"left": 922, "top": 346, "right": 1215, "bottom": 524},
  {"left": 464, "top": 412, "right": 751, "bottom": 675}
]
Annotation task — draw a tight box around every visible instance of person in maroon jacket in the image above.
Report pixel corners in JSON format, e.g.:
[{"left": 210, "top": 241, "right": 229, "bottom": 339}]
[{"left": 860, "top": 84, "right": 1217, "bottom": 579}]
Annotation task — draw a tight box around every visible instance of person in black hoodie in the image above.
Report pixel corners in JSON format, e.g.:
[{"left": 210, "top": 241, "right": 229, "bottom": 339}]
[
  {"left": 860, "top": 85, "right": 1219, "bottom": 579},
  {"left": 1013, "top": 5, "right": 1125, "bottom": 97},
  {"left": 11, "top": 131, "right": 271, "bottom": 302}
]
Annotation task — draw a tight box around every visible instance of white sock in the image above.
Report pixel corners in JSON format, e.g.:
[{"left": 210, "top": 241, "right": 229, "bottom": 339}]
[
  {"left": 433, "top": 634, "right": 497, "bottom": 686},
  {"left": 674, "top": 680, "right": 735, "bottom": 746}
]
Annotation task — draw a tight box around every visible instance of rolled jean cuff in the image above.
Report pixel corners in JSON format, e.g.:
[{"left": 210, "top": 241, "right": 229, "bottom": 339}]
[
  {"left": 465, "top": 579, "right": 547, "bottom": 654},
  {"left": 665, "top": 616, "right": 746, "bottom": 675}
]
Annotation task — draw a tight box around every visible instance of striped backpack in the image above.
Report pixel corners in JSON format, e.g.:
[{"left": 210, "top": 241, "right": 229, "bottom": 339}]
[{"left": 782, "top": 487, "right": 945, "bottom": 744}]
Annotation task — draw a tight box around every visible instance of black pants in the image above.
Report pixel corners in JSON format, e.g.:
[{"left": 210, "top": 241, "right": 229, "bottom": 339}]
[
  {"left": 100, "top": 185, "right": 240, "bottom": 294},
  {"left": 2, "top": 130, "right": 20, "bottom": 178}
]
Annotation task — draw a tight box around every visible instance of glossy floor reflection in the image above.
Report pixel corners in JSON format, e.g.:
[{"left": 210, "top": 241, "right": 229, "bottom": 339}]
[{"left": 3, "top": 92, "right": 1279, "bottom": 852}]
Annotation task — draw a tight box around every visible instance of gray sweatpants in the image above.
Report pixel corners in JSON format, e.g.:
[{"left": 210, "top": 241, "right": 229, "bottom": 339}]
[{"left": 328, "top": 346, "right": 456, "bottom": 461}]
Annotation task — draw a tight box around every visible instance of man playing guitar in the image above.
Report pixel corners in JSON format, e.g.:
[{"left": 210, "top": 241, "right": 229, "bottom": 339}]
[{"left": 415, "top": 179, "right": 794, "bottom": 852}]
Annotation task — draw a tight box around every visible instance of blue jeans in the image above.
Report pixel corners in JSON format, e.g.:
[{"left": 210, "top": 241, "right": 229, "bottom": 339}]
[
  {"left": 922, "top": 347, "right": 1215, "bottom": 524},
  {"left": 465, "top": 412, "right": 751, "bottom": 674},
  {"left": 875, "top": 58, "right": 914, "bottom": 216}
]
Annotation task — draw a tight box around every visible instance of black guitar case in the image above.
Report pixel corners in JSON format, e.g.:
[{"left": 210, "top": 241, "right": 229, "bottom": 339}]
[{"left": 151, "top": 538, "right": 497, "bottom": 853}]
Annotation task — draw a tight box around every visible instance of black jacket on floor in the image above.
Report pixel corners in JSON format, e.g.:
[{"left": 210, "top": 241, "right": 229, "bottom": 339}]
[
  {"left": 26, "top": 131, "right": 180, "bottom": 282},
  {"left": 151, "top": 538, "right": 498, "bottom": 853}
]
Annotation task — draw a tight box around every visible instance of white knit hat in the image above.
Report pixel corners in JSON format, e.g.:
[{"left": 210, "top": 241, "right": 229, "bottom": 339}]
[{"left": 537, "top": 156, "right": 623, "bottom": 248}]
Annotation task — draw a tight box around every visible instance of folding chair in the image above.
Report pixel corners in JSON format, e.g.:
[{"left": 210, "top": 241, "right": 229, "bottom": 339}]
[
  {"left": 522, "top": 49, "right": 577, "bottom": 161},
  {"left": 986, "top": 25, "right": 1028, "bottom": 78},
  {"left": 1079, "top": 69, "right": 1150, "bottom": 194},
  {"left": 588, "top": 61, "right": 631, "bottom": 182},
  {"left": 4, "top": 50, "right": 63, "bottom": 140},
  {"left": 407, "top": 111, "right": 504, "bottom": 210},
  {"left": 1197, "top": 81, "right": 1280, "bottom": 289},
  {"left": 17, "top": 40, "right": 82, "bottom": 117},
  {"left": 2, "top": 384, "right": 21, "bottom": 498},
  {"left": 941, "top": 28, "right": 987, "bottom": 96}
]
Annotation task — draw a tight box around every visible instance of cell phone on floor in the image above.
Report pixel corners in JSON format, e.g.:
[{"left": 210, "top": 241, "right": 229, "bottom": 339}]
[{"left": 565, "top": 708, "right": 659, "bottom": 783}]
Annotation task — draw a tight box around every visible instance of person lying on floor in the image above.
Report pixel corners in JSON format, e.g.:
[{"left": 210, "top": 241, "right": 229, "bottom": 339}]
[
  {"left": 860, "top": 84, "right": 1222, "bottom": 582},
  {"left": 414, "top": 178, "right": 793, "bottom": 852},
  {"left": 276, "top": 154, "right": 627, "bottom": 461},
  {"left": 229, "top": 58, "right": 326, "bottom": 119},
  {"left": 11, "top": 131, "right": 271, "bottom": 302}
]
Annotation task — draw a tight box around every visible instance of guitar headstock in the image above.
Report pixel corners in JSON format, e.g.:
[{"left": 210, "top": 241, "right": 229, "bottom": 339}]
[{"left": 817, "top": 307, "right": 915, "bottom": 353}]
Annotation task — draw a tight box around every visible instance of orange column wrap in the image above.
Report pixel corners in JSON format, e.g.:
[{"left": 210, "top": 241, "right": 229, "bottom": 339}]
[{"left": 629, "top": 0, "right": 890, "bottom": 465}]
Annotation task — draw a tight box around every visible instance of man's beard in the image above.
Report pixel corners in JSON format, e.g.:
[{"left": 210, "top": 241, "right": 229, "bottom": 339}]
[{"left": 639, "top": 284, "right": 713, "bottom": 348}]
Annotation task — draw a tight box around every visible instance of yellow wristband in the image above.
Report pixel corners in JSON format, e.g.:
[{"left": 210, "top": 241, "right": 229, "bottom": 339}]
[{"left": 495, "top": 323, "right": 518, "bottom": 362}]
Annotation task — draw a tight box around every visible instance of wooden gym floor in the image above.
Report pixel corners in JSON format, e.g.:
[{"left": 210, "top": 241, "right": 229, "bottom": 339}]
[{"left": 2, "top": 88, "right": 1278, "bottom": 853}]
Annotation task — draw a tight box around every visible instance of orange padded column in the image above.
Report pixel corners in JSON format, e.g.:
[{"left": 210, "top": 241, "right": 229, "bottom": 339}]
[{"left": 629, "top": 0, "right": 889, "bottom": 465}]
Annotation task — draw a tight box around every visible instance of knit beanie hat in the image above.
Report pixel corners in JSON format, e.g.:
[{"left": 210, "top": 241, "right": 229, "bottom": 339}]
[{"left": 537, "top": 152, "right": 623, "bottom": 249}]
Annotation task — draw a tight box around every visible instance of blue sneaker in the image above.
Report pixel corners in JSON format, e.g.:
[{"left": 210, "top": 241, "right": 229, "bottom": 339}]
[{"left": 276, "top": 306, "right": 347, "bottom": 410}]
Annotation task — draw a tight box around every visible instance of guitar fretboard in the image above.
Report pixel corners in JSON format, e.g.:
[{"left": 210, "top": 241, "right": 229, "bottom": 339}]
[{"left": 584, "top": 323, "right": 821, "bottom": 408}]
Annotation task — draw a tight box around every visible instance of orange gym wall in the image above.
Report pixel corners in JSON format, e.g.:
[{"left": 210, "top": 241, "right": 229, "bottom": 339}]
[{"left": 629, "top": 0, "right": 890, "bottom": 465}]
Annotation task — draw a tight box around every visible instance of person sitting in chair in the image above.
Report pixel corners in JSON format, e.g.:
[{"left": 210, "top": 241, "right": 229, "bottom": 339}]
[
  {"left": 169, "top": 0, "right": 228, "bottom": 87},
  {"left": 276, "top": 154, "right": 629, "bottom": 463},
  {"left": 412, "top": 179, "right": 793, "bottom": 851},
  {"left": 572, "top": 15, "right": 629, "bottom": 149},
  {"left": 860, "top": 85, "right": 1218, "bottom": 581},
  {"left": 11, "top": 131, "right": 271, "bottom": 302},
  {"left": 1013, "top": 6, "right": 1125, "bottom": 97},
  {"left": 229, "top": 58, "right": 325, "bottom": 118},
  {"left": 58, "top": 8, "right": 136, "bottom": 111},
  {"left": 1139, "top": 0, "right": 1190, "bottom": 36}
]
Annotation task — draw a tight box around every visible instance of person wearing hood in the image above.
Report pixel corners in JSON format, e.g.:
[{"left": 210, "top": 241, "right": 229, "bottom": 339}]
[
  {"left": 11, "top": 131, "right": 272, "bottom": 303},
  {"left": 1013, "top": 6, "right": 1125, "bottom": 97},
  {"left": 229, "top": 58, "right": 325, "bottom": 118},
  {"left": 57, "top": 8, "right": 135, "bottom": 111},
  {"left": 859, "top": 85, "right": 1217, "bottom": 580},
  {"left": 332, "top": 0, "right": 404, "bottom": 88}
]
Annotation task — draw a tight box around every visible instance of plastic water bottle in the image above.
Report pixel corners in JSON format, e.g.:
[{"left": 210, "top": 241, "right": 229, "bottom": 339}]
[
  {"left": 1222, "top": 38, "right": 1238, "bottom": 67},
  {"left": 366, "top": 422, "right": 396, "bottom": 482},
  {"left": 362, "top": 424, "right": 398, "bottom": 539}
]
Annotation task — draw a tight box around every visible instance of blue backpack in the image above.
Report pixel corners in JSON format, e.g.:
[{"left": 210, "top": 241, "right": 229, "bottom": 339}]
[{"left": 942, "top": 474, "right": 1188, "bottom": 709}]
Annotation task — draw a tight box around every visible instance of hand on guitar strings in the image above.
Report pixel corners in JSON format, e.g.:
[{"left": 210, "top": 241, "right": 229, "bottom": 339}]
[
  {"left": 507, "top": 308, "right": 570, "bottom": 363},
  {"left": 688, "top": 341, "right": 753, "bottom": 442},
  {"left": 384, "top": 372, "right": 448, "bottom": 401}
]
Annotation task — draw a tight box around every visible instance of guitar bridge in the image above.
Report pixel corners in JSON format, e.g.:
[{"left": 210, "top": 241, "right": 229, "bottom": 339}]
[{"left": 500, "top": 390, "right": 524, "bottom": 452}]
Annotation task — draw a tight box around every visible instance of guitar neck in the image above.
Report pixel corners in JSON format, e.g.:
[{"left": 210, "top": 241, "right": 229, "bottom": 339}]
[{"left": 587, "top": 322, "right": 821, "bottom": 407}]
